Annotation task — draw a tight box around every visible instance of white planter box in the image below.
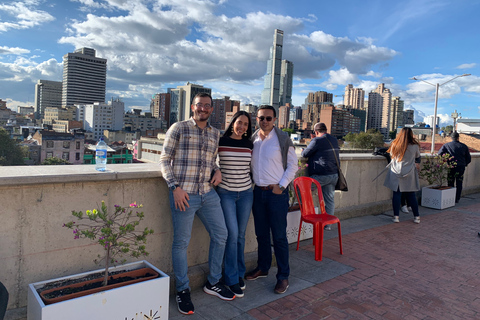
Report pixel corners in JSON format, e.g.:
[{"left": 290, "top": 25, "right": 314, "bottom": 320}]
[
  {"left": 286, "top": 207, "right": 316, "bottom": 244},
  {"left": 421, "top": 186, "right": 456, "bottom": 210},
  {"left": 28, "top": 260, "right": 169, "bottom": 320}
]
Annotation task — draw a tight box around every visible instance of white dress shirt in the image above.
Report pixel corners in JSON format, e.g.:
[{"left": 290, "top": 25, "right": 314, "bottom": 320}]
[{"left": 251, "top": 129, "right": 298, "bottom": 188}]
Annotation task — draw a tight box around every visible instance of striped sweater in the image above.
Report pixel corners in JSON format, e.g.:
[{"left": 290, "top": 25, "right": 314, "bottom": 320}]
[{"left": 217, "top": 136, "right": 253, "bottom": 191}]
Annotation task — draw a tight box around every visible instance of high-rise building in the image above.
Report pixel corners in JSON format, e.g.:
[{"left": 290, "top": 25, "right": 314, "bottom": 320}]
[
  {"left": 261, "top": 29, "right": 285, "bottom": 113},
  {"left": 403, "top": 109, "right": 414, "bottom": 125},
  {"left": 34, "top": 80, "right": 62, "bottom": 119},
  {"left": 344, "top": 84, "right": 365, "bottom": 109},
  {"left": 278, "top": 103, "right": 291, "bottom": 129},
  {"left": 318, "top": 105, "right": 361, "bottom": 139},
  {"left": 390, "top": 96, "right": 404, "bottom": 131},
  {"left": 367, "top": 83, "right": 391, "bottom": 136},
  {"left": 62, "top": 47, "right": 107, "bottom": 107},
  {"left": 279, "top": 60, "right": 294, "bottom": 107},
  {"left": 76, "top": 98, "right": 124, "bottom": 140},
  {"left": 150, "top": 93, "right": 170, "bottom": 127},
  {"left": 174, "top": 82, "right": 212, "bottom": 122},
  {"left": 211, "top": 96, "right": 240, "bottom": 130}
]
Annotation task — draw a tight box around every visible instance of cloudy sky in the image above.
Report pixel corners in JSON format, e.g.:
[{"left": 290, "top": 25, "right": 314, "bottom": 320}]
[{"left": 1, "top": 0, "right": 479, "bottom": 126}]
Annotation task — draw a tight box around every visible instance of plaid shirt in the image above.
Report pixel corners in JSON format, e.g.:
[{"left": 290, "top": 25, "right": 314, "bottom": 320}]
[{"left": 160, "top": 118, "right": 220, "bottom": 195}]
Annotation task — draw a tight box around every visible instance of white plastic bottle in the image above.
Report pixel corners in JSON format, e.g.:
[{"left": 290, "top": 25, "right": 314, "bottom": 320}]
[{"left": 95, "top": 137, "right": 108, "bottom": 171}]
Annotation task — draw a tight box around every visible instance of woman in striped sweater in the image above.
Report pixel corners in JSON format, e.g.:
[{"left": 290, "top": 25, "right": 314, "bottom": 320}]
[{"left": 217, "top": 111, "right": 254, "bottom": 298}]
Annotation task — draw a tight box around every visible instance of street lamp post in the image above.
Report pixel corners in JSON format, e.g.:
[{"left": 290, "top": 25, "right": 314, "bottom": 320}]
[
  {"left": 411, "top": 74, "right": 471, "bottom": 154},
  {"left": 451, "top": 109, "right": 461, "bottom": 132}
]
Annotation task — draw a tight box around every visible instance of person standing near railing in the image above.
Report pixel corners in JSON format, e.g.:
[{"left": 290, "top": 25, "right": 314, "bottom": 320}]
[
  {"left": 0, "top": 281, "right": 7, "bottom": 320},
  {"left": 384, "top": 127, "right": 421, "bottom": 224}
]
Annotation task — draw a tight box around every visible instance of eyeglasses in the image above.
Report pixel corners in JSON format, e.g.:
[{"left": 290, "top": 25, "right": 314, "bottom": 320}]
[
  {"left": 195, "top": 103, "right": 212, "bottom": 109},
  {"left": 257, "top": 116, "right": 273, "bottom": 122}
]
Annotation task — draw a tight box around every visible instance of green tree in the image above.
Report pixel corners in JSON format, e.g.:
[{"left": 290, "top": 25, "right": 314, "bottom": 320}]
[
  {"left": 282, "top": 128, "right": 295, "bottom": 136},
  {"left": 42, "top": 157, "right": 71, "bottom": 165},
  {"left": 344, "top": 130, "right": 385, "bottom": 150},
  {"left": 445, "top": 125, "right": 453, "bottom": 134},
  {"left": 389, "top": 131, "right": 397, "bottom": 140},
  {"left": 0, "top": 128, "right": 25, "bottom": 166}
]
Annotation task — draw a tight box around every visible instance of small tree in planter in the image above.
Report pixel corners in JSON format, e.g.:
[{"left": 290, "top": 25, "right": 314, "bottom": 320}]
[
  {"left": 63, "top": 201, "right": 154, "bottom": 287},
  {"left": 419, "top": 153, "right": 457, "bottom": 188}
]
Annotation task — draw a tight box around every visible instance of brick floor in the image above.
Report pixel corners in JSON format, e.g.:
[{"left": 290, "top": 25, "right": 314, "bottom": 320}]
[{"left": 249, "top": 202, "right": 480, "bottom": 319}]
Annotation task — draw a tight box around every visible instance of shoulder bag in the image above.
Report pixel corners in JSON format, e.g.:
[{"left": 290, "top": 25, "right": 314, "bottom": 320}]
[{"left": 326, "top": 138, "right": 348, "bottom": 191}]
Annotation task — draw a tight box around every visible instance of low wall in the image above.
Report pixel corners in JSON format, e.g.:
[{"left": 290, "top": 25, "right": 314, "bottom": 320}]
[{"left": 1, "top": 153, "right": 479, "bottom": 310}]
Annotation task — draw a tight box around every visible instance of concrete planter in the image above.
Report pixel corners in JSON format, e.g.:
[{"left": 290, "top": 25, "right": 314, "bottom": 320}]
[
  {"left": 286, "top": 207, "right": 316, "bottom": 244},
  {"left": 421, "top": 186, "right": 456, "bottom": 210},
  {"left": 28, "top": 260, "right": 169, "bottom": 320}
]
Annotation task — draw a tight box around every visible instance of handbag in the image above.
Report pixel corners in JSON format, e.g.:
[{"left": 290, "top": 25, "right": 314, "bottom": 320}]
[{"left": 326, "top": 138, "right": 348, "bottom": 191}]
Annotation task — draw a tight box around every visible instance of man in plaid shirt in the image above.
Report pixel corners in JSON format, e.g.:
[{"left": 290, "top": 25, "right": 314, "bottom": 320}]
[{"left": 160, "top": 93, "right": 234, "bottom": 315}]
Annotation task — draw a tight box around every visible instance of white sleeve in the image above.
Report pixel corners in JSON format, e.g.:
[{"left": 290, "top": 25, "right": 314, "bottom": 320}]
[{"left": 279, "top": 146, "right": 298, "bottom": 187}]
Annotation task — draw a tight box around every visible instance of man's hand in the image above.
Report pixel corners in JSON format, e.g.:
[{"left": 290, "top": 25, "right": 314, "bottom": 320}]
[
  {"left": 210, "top": 169, "right": 222, "bottom": 186},
  {"left": 272, "top": 184, "right": 283, "bottom": 195},
  {"left": 173, "top": 187, "right": 190, "bottom": 211}
]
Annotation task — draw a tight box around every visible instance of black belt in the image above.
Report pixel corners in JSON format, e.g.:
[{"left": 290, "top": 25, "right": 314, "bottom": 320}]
[{"left": 256, "top": 185, "right": 273, "bottom": 191}]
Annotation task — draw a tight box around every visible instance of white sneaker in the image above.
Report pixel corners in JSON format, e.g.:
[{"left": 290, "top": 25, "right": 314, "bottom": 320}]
[
  {"left": 413, "top": 217, "right": 420, "bottom": 224},
  {"left": 401, "top": 205, "right": 409, "bottom": 213},
  {"left": 392, "top": 216, "right": 399, "bottom": 223}
]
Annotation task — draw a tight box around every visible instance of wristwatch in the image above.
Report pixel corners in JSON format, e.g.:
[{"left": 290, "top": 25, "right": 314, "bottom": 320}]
[
  {"left": 169, "top": 184, "right": 178, "bottom": 191},
  {"left": 279, "top": 185, "right": 286, "bottom": 192}
]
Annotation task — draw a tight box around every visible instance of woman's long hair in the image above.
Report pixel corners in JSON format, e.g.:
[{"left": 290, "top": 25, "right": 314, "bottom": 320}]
[
  {"left": 387, "top": 127, "right": 419, "bottom": 161},
  {"left": 223, "top": 111, "right": 252, "bottom": 139}
]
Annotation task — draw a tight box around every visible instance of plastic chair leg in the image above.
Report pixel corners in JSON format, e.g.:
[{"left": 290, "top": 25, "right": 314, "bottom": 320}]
[
  {"left": 337, "top": 222, "right": 343, "bottom": 255},
  {"left": 296, "top": 221, "right": 302, "bottom": 251},
  {"left": 314, "top": 223, "right": 324, "bottom": 261}
]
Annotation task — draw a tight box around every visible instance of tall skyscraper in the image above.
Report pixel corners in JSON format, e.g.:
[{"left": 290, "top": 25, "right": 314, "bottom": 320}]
[
  {"left": 390, "top": 96, "right": 404, "bottom": 131},
  {"left": 76, "top": 98, "right": 124, "bottom": 140},
  {"left": 34, "top": 80, "right": 62, "bottom": 119},
  {"left": 278, "top": 103, "right": 291, "bottom": 129},
  {"left": 279, "top": 60, "right": 294, "bottom": 106},
  {"left": 261, "top": 29, "right": 286, "bottom": 113},
  {"left": 150, "top": 93, "right": 170, "bottom": 128},
  {"left": 174, "top": 82, "right": 212, "bottom": 122},
  {"left": 367, "top": 83, "right": 391, "bottom": 136},
  {"left": 62, "top": 47, "right": 107, "bottom": 107},
  {"left": 344, "top": 84, "right": 365, "bottom": 110}
]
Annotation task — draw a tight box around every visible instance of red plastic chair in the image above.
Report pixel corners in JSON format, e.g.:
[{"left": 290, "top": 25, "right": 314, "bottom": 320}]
[{"left": 293, "top": 176, "right": 343, "bottom": 261}]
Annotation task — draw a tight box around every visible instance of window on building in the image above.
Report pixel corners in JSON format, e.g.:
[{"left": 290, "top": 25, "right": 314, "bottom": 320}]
[
  {"left": 63, "top": 141, "right": 70, "bottom": 148},
  {"left": 46, "top": 141, "right": 54, "bottom": 148},
  {"left": 75, "top": 153, "right": 80, "bottom": 161},
  {"left": 62, "top": 152, "right": 69, "bottom": 160},
  {"left": 76, "top": 141, "right": 80, "bottom": 149}
]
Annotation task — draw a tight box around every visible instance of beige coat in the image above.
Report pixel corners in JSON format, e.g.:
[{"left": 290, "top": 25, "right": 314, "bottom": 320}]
[{"left": 383, "top": 144, "right": 420, "bottom": 192}]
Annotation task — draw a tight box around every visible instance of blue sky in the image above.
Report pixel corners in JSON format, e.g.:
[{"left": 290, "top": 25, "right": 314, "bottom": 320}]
[{"left": 1, "top": 0, "right": 479, "bottom": 127}]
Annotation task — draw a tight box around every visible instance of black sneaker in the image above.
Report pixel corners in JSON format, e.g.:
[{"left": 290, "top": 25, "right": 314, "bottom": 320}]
[
  {"left": 203, "top": 281, "right": 235, "bottom": 301},
  {"left": 176, "top": 289, "right": 194, "bottom": 315},
  {"left": 239, "top": 277, "right": 246, "bottom": 290},
  {"left": 229, "top": 283, "right": 244, "bottom": 298}
]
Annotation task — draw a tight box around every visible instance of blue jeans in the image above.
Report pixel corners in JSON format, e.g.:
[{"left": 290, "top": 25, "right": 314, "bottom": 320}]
[
  {"left": 252, "top": 186, "right": 290, "bottom": 280},
  {"left": 217, "top": 187, "right": 253, "bottom": 286},
  {"left": 311, "top": 173, "right": 338, "bottom": 215},
  {"left": 169, "top": 189, "right": 227, "bottom": 292}
]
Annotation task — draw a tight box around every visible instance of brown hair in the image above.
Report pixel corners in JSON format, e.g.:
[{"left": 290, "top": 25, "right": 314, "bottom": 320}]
[{"left": 387, "top": 127, "right": 419, "bottom": 161}]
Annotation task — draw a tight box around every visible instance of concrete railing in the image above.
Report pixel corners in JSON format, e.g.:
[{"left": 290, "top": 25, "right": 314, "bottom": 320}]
[{"left": 1, "top": 153, "right": 480, "bottom": 311}]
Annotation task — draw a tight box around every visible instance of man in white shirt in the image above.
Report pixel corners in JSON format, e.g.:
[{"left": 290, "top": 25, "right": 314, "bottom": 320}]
[{"left": 245, "top": 105, "right": 298, "bottom": 294}]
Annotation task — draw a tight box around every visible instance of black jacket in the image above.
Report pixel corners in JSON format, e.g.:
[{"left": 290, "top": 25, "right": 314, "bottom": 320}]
[
  {"left": 438, "top": 140, "right": 471, "bottom": 167},
  {"left": 301, "top": 133, "right": 339, "bottom": 176}
]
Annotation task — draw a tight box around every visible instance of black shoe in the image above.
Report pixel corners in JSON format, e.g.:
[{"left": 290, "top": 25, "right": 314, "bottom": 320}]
[
  {"left": 239, "top": 277, "right": 246, "bottom": 290},
  {"left": 176, "top": 289, "right": 194, "bottom": 315},
  {"left": 229, "top": 283, "right": 244, "bottom": 298},
  {"left": 478, "top": 232, "right": 480, "bottom": 238},
  {"left": 203, "top": 281, "right": 235, "bottom": 301},
  {"left": 274, "top": 279, "right": 289, "bottom": 294}
]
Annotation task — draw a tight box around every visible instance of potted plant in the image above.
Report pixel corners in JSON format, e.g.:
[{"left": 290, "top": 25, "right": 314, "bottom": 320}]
[
  {"left": 419, "top": 153, "right": 457, "bottom": 209},
  {"left": 28, "top": 201, "right": 170, "bottom": 320}
]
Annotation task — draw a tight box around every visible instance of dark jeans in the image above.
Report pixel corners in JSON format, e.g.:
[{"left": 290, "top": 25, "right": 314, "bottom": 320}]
[
  {"left": 252, "top": 186, "right": 290, "bottom": 280},
  {"left": 393, "top": 189, "right": 419, "bottom": 217},
  {"left": 0, "top": 281, "right": 8, "bottom": 320},
  {"left": 447, "top": 166, "right": 465, "bottom": 203}
]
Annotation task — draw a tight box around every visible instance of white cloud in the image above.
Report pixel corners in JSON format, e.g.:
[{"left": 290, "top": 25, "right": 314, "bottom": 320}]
[
  {"left": 456, "top": 63, "right": 476, "bottom": 69},
  {"left": 0, "top": 46, "right": 30, "bottom": 55},
  {"left": 0, "top": 1, "right": 55, "bottom": 32}
]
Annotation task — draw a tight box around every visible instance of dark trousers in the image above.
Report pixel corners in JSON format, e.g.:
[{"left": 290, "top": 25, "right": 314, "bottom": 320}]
[
  {"left": 393, "top": 189, "right": 419, "bottom": 217},
  {"left": 0, "top": 281, "right": 8, "bottom": 320},
  {"left": 447, "top": 166, "right": 466, "bottom": 203},
  {"left": 252, "top": 186, "right": 290, "bottom": 280}
]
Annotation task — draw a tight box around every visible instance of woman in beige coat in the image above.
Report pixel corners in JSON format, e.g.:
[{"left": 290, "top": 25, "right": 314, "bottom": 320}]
[{"left": 384, "top": 127, "right": 421, "bottom": 223}]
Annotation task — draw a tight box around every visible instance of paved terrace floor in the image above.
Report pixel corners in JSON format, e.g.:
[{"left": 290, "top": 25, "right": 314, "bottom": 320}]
[{"left": 7, "top": 193, "right": 480, "bottom": 320}]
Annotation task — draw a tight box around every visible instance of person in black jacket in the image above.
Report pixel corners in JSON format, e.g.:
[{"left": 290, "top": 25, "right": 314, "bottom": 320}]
[
  {"left": 0, "top": 281, "right": 8, "bottom": 320},
  {"left": 301, "top": 123, "right": 339, "bottom": 222},
  {"left": 438, "top": 131, "right": 471, "bottom": 203}
]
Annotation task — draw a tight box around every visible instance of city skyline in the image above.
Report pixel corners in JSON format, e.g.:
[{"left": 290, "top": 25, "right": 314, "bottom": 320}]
[{"left": 1, "top": 0, "right": 479, "bottom": 127}]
